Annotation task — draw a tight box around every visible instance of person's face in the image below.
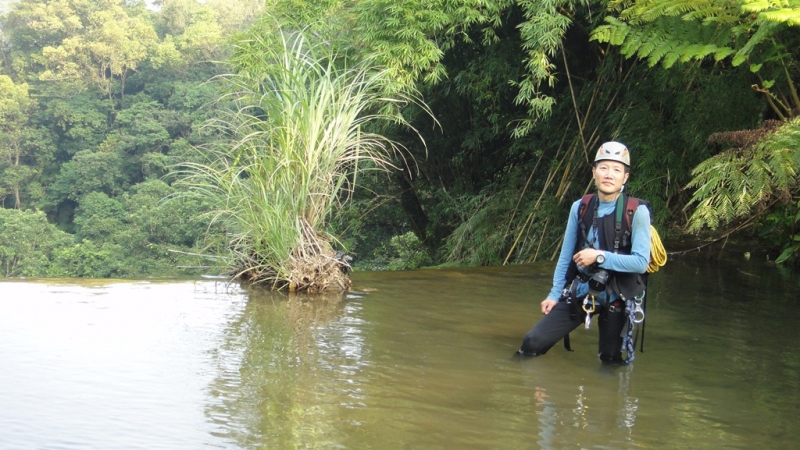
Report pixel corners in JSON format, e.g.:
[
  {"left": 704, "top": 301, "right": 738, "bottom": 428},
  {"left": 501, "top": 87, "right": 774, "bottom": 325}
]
[{"left": 592, "top": 160, "right": 629, "bottom": 199}]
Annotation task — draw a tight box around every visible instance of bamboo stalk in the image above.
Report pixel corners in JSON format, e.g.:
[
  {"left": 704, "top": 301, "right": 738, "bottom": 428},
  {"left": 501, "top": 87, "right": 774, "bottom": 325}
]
[
  {"left": 502, "top": 145, "right": 569, "bottom": 265},
  {"left": 550, "top": 235, "right": 563, "bottom": 261},
  {"left": 785, "top": 65, "right": 799, "bottom": 114},
  {"left": 530, "top": 217, "right": 550, "bottom": 263},
  {"left": 561, "top": 41, "right": 589, "bottom": 161},
  {"left": 503, "top": 127, "right": 569, "bottom": 237},
  {"left": 504, "top": 205, "right": 537, "bottom": 265}
]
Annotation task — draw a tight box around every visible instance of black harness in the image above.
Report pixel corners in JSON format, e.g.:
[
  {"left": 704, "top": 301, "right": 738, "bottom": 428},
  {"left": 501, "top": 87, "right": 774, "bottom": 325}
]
[{"left": 561, "top": 193, "right": 647, "bottom": 351}]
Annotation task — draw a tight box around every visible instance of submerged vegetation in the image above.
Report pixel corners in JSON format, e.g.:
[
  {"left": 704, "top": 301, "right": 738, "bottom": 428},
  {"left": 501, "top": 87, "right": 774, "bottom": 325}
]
[{"left": 0, "top": 0, "right": 799, "bottom": 282}]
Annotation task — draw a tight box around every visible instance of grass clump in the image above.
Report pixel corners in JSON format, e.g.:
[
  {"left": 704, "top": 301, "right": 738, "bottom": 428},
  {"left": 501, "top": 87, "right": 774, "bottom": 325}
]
[{"left": 176, "top": 26, "right": 429, "bottom": 291}]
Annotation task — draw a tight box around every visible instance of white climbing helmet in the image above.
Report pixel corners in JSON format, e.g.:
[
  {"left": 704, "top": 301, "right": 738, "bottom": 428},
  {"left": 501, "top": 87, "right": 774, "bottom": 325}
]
[{"left": 594, "top": 141, "right": 630, "bottom": 167}]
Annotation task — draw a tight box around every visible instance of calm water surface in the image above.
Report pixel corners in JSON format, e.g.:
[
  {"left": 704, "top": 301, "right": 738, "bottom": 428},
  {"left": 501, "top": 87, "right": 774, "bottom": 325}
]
[{"left": 1, "top": 259, "right": 798, "bottom": 449}]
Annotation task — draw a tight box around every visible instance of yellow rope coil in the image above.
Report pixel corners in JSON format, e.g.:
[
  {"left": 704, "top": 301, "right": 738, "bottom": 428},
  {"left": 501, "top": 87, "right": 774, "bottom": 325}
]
[{"left": 647, "top": 225, "right": 667, "bottom": 273}]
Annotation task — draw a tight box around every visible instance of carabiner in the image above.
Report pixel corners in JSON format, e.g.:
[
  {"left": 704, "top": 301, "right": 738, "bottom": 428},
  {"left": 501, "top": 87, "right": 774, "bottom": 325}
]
[
  {"left": 633, "top": 303, "right": 645, "bottom": 323},
  {"left": 582, "top": 295, "right": 596, "bottom": 314},
  {"left": 633, "top": 291, "right": 645, "bottom": 323}
]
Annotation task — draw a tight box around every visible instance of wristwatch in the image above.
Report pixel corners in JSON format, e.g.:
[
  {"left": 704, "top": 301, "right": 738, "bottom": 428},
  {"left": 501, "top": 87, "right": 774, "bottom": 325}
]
[{"left": 596, "top": 253, "right": 605, "bottom": 265}]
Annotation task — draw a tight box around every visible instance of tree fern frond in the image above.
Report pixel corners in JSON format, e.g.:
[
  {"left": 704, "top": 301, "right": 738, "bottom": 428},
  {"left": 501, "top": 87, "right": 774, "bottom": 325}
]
[
  {"left": 595, "top": 15, "right": 735, "bottom": 67},
  {"left": 660, "top": 50, "right": 683, "bottom": 67},
  {"left": 741, "top": 0, "right": 800, "bottom": 20},
  {"left": 756, "top": 7, "right": 800, "bottom": 25},
  {"left": 740, "top": 0, "right": 774, "bottom": 14},
  {"left": 733, "top": 20, "right": 781, "bottom": 65},
  {"left": 713, "top": 46, "right": 736, "bottom": 60},
  {"left": 598, "top": 0, "right": 800, "bottom": 75},
  {"left": 685, "top": 6, "right": 741, "bottom": 23},
  {"left": 686, "top": 118, "right": 800, "bottom": 231},
  {"left": 592, "top": 17, "right": 633, "bottom": 46},
  {"left": 608, "top": 0, "right": 637, "bottom": 13},
  {"left": 621, "top": 0, "right": 720, "bottom": 23}
]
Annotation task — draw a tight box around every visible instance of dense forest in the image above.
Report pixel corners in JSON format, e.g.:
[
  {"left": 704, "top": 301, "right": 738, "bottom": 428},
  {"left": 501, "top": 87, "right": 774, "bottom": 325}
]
[{"left": 1, "top": 0, "right": 798, "bottom": 279}]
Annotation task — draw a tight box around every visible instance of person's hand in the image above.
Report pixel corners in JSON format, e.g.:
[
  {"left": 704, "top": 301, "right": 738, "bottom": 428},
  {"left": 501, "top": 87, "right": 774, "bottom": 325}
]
[
  {"left": 573, "top": 248, "right": 602, "bottom": 269},
  {"left": 541, "top": 298, "right": 558, "bottom": 314}
]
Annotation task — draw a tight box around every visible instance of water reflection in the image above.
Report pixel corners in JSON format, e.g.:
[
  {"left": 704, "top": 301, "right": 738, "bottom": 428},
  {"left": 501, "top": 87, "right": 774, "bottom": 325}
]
[
  {"left": 205, "top": 289, "right": 364, "bottom": 448},
  {"left": 514, "top": 357, "right": 642, "bottom": 448}
]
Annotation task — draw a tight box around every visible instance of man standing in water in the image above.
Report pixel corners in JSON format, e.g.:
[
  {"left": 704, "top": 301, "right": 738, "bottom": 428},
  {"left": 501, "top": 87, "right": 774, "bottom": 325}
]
[{"left": 518, "top": 141, "right": 651, "bottom": 364}]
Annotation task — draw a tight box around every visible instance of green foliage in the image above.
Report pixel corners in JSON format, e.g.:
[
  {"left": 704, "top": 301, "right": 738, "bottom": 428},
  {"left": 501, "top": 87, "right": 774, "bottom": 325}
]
[
  {"left": 0, "top": 74, "right": 42, "bottom": 208},
  {"left": 511, "top": 0, "right": 573, "bottom": 136},
  {"left": 289, "top": 0, "right": 772, "bottom": 268},
  {"left": 324, "top": 169, "right": 413, "bottom": 268},
  {"left": 761, "top": 197, "right": 800, "bottom": 264},
  {"left": 684, "top": 118, "right": 800, "bottom": 266},
  {"left": 0, "top": 208, "right": 73, "bottom": 276},
  {"left": 346, "top": 0, "right": 501, "bottom": 87},
  {"left": 151, "top": 0, "right": 230, "bottom": 67},
  {"left": 0, "top": 178, "right": 212, "bottom": 279},
  {"left": 438, "top": 167, "right": 566, "bottom": 266},
  {"left": 256, "top": 0, "right": 574, "bottom": 136},
  {"left": 50, "top": 150, "right": 128, "bottom": 201},
  {"left": 49, "top": 240, "right": 125, "bottom": 278},
  {"left": 605, "top": 62, "right": 763, "bottom": 225},
  {"left": 589, "top": 0, "right": 800, "bottom": 265},
  {"left": 441, "top": 190, "right": 516, "bottom": 266},
  {"left": 0, "top": 0, "right": 269, "bottom": 278},
  {"left": 57, "top": 179, "right": 214, "bottom": 277},
  {"left": 385, "top": 231, "right": 433, "bottom": 270},
  {"left": 22, "top": 0, "right": 160, "bottom": 104}
]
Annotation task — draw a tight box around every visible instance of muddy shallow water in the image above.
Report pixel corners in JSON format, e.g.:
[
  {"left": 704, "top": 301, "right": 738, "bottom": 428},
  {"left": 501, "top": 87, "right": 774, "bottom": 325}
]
[{"left": 1, "top": 258, "right": 798, "bottom": 449}]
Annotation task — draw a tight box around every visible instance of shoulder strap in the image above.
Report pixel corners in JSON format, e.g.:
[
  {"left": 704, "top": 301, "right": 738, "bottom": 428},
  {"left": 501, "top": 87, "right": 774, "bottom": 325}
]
[
  {"left": 618, "top": 195, "right": 647, "bottom": 252},
  {"left": 565, "top": 194, "right": 596, "bottom": 286},
  {"left": 624, "top": 195, "right": 641, "bottom": 229},
  {"left": 578, "top": 194, "right": 595, "bottom": 220},
  {"left": 613, "top": 194, "right": 626, "bottom": 252},
  {"left": 577, "top": 194, "right": 597, "bottom": 249}
]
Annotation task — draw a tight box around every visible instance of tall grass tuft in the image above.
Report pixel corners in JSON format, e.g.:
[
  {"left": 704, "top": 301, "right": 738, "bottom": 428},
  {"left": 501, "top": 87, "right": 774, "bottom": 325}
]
[{"left": 176, "top": 26, "right": 429, "bottom": 291}]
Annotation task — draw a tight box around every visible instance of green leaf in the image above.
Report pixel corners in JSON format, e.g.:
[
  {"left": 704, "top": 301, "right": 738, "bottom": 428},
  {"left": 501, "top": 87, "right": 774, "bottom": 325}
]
[{"left": 775, "top": 245, "right": 799, "bottom": 264}]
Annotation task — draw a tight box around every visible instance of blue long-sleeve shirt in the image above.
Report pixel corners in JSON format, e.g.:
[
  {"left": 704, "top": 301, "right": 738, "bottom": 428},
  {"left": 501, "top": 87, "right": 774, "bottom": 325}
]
[{"left": 547, "top": 197, "right": 651, "bottom": 303}]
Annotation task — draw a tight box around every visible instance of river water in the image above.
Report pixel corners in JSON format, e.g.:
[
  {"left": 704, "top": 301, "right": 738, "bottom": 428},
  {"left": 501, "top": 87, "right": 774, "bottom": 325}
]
[{"left": 1, "top": 258, "right": 798, "bottom": 449}]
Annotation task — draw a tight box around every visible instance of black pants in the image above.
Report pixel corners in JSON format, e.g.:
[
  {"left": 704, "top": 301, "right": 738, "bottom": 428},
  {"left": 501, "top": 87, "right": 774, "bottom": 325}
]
[{"left": 519, "top": 300, "right": 627, "bottom": 362}]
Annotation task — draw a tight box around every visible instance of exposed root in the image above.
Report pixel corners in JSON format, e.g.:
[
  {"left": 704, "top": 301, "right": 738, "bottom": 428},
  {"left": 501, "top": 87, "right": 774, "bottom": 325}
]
[
  {"left": 286, "top": 245, "right": 352, "bottom": 294},
  {"left": 232, "top": 225, "right": 352, "bottom": 294}
]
